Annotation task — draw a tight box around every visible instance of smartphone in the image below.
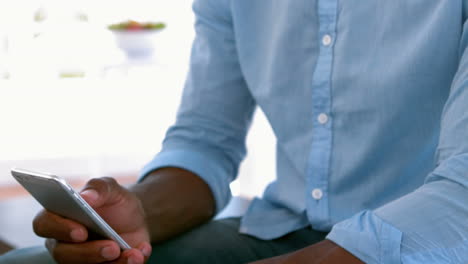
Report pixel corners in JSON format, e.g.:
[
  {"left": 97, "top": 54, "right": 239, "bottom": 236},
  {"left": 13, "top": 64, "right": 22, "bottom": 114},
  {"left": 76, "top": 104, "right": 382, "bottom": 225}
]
[{"left": 11, "top": 168, "right": 131, "bottom": 250}]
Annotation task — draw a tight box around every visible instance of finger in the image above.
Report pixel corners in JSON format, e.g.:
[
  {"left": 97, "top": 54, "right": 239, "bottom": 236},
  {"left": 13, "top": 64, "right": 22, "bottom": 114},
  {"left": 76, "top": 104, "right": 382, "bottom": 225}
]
[
  {"left": 122, "top": 248, "right": 146, "bottom": 264},
  {"left": 33, "top": 210, "right": 88, "bottom": 242},
  {"left": 49, "top": 239, "right": 120, "bottom": 264},
  {"left": 106, "top": 248, "right": 146, "bottom": 264},
  {"left": 80, "top": 177, "right": 125, "bottom": 208},
  {"left": 137, "top": 242, "right": 152, "bottom": 260}
]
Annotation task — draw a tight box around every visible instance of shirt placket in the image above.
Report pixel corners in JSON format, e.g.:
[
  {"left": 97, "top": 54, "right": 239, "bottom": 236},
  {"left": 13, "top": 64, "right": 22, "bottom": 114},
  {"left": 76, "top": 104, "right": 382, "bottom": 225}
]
[{"left": 306, "top": 0, "right": 338, "bottom": 230}]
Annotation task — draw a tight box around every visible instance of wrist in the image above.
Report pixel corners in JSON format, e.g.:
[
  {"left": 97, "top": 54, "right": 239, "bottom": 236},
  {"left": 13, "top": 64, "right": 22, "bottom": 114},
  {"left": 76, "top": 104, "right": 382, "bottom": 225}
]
[{"left": 129, "top": 167, "right": 216, "bottom": 242}]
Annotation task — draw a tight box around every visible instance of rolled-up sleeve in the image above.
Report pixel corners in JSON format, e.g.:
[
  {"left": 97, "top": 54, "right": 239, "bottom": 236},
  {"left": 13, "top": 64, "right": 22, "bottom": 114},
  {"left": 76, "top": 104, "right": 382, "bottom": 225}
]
[
  {"left": 140, "top": 0, "right": 256, "bottom": 213},
  {"left": 327, "top": 19, "right": 468, "bottom": 264}
]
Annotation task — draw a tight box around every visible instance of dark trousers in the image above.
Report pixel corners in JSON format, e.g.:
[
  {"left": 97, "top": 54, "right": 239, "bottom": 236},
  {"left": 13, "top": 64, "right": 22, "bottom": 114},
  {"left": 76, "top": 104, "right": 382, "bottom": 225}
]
[
  {"left": 150, "top": 218, "right": 328, "bottom": 264},
  {"left": 0, "top": 218, "right": 328, "bottom": 264}
]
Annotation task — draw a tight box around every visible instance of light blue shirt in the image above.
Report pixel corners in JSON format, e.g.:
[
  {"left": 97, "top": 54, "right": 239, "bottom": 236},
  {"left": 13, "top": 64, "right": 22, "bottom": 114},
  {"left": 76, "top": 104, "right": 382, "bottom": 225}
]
[{"left": 141, "top": 0, "right": 468, "bottom": 263}]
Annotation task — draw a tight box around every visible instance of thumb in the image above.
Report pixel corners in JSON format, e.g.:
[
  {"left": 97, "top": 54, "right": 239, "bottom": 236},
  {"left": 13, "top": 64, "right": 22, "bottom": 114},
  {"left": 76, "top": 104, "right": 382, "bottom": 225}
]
[{"left": 80, "top": 177, "right": 125, "bottom": 208}]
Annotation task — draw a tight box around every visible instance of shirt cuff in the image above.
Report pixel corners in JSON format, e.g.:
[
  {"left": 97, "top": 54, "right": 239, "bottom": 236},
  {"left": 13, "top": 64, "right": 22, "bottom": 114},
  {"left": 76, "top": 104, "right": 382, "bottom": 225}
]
[
  {"left": 426, "top": 153, "right": 468, "bottom": 187},
  {"left": 139, "top": 149, "right": 232, "bottom": 213},
  {"left": 326, "top": 210, "right": 402, "bottom": 264}
]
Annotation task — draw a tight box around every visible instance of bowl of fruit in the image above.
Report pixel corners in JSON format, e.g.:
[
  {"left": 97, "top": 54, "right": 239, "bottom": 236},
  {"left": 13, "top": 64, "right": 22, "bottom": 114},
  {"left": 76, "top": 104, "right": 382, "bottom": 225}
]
[{"left": 108, "top": 20, "right": 166, "bottom": 59}]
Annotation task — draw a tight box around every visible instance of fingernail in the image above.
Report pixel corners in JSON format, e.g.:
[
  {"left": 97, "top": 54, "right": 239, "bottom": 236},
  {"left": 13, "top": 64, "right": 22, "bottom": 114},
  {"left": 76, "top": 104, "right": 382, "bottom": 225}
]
[
  {"left": 140, "top": 244, "right": 151, "bottom": 257},
  {"left": 45, "top": 238, "right": 56, "bottom": 250},
  {"left": 101, "top": 246, "right": 117, "bottom": 260},
  {"left": 128, "top": 257, "right": 137, "bottom": 264},
  {"left": 70, "top": 229, "right": 85, "bottom": 241},
  {"left": 81, "top": 189, "right": 99, "bottom": 203}
]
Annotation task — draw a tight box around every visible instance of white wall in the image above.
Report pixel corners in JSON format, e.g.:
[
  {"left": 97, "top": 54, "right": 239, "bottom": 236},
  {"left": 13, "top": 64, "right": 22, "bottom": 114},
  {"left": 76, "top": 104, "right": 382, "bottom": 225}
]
[{"left": 0, "top": 0, "right": 276, "bottom": 198}]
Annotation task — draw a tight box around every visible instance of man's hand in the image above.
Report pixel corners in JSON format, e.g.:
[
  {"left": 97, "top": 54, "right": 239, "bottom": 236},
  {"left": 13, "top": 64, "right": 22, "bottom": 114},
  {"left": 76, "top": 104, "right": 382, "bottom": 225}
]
[
  {"left": 248, "top": 240, "right": 363, "bottom": 264},
  {"left": 33, "top": 177, "right": 152, "bottom": 264}
]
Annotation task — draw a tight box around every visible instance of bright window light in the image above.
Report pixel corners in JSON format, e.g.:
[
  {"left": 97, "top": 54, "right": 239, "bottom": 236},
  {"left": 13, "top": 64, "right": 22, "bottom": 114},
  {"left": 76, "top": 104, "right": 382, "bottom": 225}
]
[
  {"left": 0, "top": 0, "right": 275, "bottom": 199},
  {"left": 0, "top": 0, "right": 195, "bottom": 184}
]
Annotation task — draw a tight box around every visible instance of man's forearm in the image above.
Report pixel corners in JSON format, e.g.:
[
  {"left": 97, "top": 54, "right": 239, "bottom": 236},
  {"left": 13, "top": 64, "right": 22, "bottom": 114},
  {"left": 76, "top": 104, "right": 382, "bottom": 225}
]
[{"left": 129, "top": 167, "right": 216, "bottom": 243}]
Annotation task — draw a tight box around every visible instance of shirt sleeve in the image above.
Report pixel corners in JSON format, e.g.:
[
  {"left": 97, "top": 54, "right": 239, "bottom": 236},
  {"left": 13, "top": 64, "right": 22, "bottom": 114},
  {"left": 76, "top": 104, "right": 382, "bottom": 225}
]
[
  {"left": 327, "top": 20, "right": 468, "bottom": 263},
  {"left": 140, "top": 0, "right": 256, "bottom": 213}
]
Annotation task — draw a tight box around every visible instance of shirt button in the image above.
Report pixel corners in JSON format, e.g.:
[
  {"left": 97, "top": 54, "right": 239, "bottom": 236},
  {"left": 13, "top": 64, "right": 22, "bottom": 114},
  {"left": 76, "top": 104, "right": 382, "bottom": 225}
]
[
  {"left": 311, "top": 188, "right": 323, "bottom": 200},
  {"left": 322, "top": 34, "right": 332, "bottom": 46},
  {"left": 317, "top": 113, "right": 329, "bottom": 124}
]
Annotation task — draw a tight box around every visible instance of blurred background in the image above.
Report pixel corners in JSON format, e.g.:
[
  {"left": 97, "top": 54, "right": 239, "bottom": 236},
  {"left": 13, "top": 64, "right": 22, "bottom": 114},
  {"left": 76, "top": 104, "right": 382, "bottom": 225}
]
[{"left": 0, "top": 0, "right": 275, "bottom": 250}]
